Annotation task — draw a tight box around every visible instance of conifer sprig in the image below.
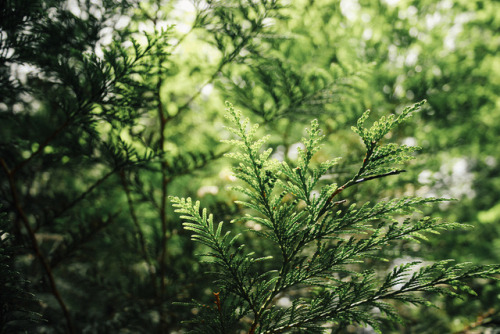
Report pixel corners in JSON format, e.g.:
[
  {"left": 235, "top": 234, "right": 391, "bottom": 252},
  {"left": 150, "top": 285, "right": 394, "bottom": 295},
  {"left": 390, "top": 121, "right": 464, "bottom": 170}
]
[{"left": 172, "top": 102, "right": 500, "bottom": 333}]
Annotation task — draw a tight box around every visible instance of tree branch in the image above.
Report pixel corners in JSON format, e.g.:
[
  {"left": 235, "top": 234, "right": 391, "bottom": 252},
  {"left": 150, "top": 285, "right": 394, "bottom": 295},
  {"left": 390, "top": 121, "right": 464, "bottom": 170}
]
[
  {"left": 120, "top": 170, "right": 156, "bottom": 292},
  {"left": 11, "top": 116, "right": 73, "bottom": 176},
  {"left": 54, "top": 167, "right": 119, "bottom": 219},
  {"left": 354, "top": 170, "right": 405, "bottom": 185},
  {"left": 1, "top": 158, "right": 76, "bottom": 334}
]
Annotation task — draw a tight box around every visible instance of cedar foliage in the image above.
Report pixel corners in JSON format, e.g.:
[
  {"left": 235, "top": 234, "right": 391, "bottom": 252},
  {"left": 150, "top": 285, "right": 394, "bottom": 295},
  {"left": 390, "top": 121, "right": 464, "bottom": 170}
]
[
  {"left": 171, "top": 102, "right": 500, "bottom": 333},
  {"left": 2, "top": 0, "right": 499, "bottom": 332}
]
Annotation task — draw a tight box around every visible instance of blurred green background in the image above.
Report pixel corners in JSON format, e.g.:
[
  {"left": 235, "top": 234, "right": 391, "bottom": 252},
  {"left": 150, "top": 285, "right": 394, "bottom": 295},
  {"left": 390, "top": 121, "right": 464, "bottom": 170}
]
[{"left": 1, "top": 0, "right": 499, "bottom": 332}]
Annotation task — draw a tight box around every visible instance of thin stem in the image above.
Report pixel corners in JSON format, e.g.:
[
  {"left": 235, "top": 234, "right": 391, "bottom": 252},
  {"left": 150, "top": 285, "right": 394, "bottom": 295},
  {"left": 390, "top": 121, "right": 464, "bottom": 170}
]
[
  {"left": 55, "top": 167, "right": 119, "bottom": 219},
  {"left": 242, "top": 127, "right": 289, "bottom": 333},
  {"left": 317, "top": 142, "right": 403, "bottom": 217},
  {"left": 1, "top": 158, "right": 76, "bottom": 334},
  {"left": 11, "top": 117, "right": 72, "bottom": 176},
  {"left": 354, "top": 169, "right": 405, "bottom": 185},
  {"left": 157, "top": 74, "right": 171, "bottom": 334},
  {"left": 165, "top": 63, "right": 222, "bottom": 123},
  {"left": 120, "top": 170, "right": 157, "bottom": 292},
  {"left": 50, "top": 213, "right": 118, "bottom": 269},
  {"left": 166, "top": 33, "right": 251, "bottom": 124}
]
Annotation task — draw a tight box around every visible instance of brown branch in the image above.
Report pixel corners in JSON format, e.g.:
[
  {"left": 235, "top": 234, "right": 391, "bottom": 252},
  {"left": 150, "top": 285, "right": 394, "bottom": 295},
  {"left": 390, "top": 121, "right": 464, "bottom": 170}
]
[
  {"left": 213, "top": 292, "right": 221, "bottom": 312},
  {"left": 455, "top": 308, "right": 497, "bottom": 334},
  {"left": 157, "top": 76, "right": 168, "bottom": 291},
  {"left": 156, "top": 74, "right": 171, "bottom": 334},
  {"left": 1, "top": 158, "right": 76, "bottom": 334}
]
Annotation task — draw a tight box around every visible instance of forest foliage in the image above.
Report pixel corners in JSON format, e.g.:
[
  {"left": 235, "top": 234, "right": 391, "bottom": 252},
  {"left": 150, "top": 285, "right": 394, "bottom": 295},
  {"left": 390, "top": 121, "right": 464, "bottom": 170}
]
[{"left": 1, "top": 0, "right": 500, "bottom": 333}]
